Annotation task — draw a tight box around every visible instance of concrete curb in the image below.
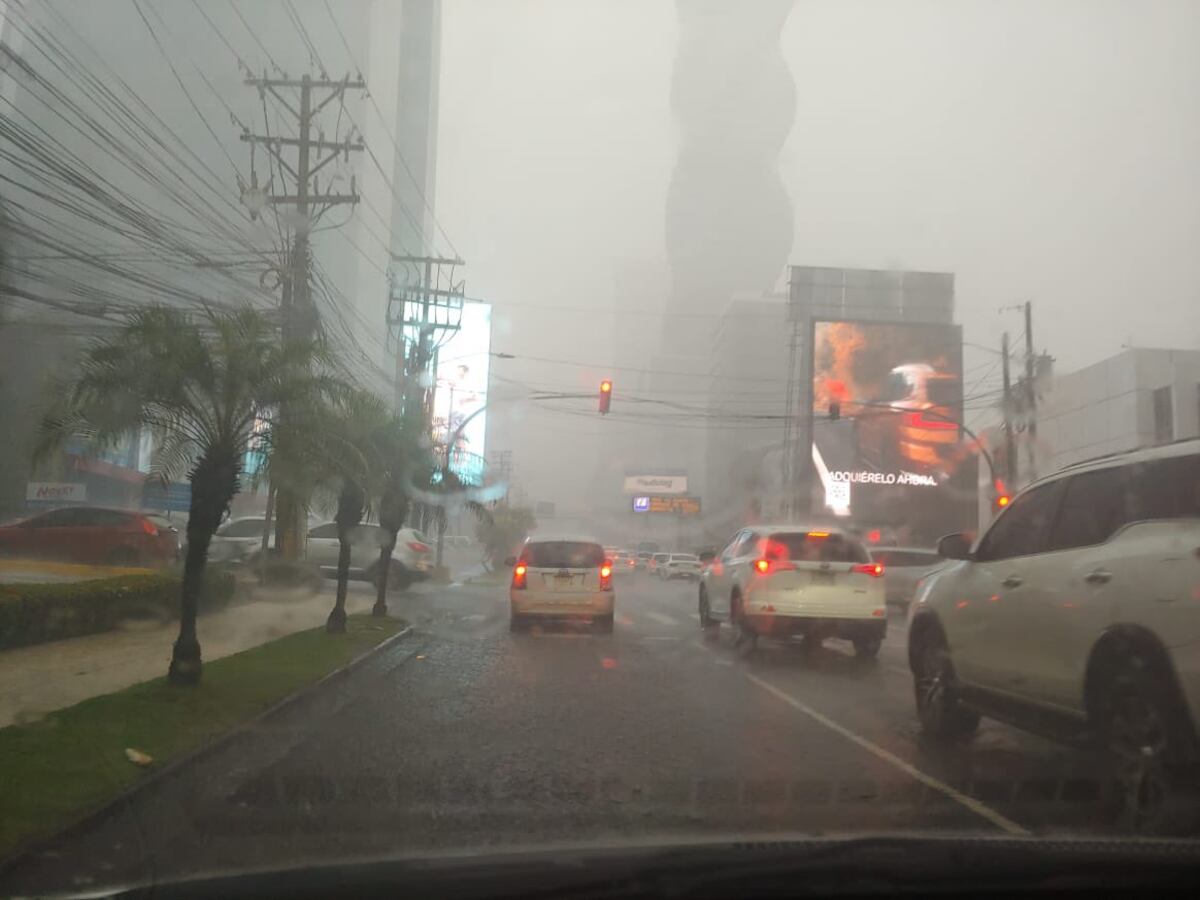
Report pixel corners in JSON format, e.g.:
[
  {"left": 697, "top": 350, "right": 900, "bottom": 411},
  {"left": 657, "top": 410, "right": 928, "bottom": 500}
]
[{"left": 0, "top": 621, "right": 416, "bottom": 876}]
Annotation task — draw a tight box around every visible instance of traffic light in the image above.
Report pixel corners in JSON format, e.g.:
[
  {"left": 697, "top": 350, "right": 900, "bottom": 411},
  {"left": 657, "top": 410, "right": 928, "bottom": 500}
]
[
  {"left": 598, "top": 379, "right": 612, "bottom": 415},
  {"left": 992, "top": 478, "right": 1011, "bottom": 512}
]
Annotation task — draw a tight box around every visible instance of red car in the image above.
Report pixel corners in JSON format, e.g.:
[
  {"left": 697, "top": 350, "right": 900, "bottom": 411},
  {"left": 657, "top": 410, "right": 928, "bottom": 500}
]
[{"left": 0, "top": 506, "right": 180, "bottom": 567}]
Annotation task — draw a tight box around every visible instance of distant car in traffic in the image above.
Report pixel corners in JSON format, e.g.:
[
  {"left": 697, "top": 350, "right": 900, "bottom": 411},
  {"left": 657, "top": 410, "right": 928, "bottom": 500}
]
[
  {"left": 659, "top": 552, "right": 702, "bottom": 580},
  {"left": 508, "top": 536, "right": 615, "bottom": 633},
  {"left": 909, "top": 439, "right": 1200, "bottom": 832},
  {"left": 869, "top": 546, "right": 945, "bottom": 608},
  {"left": 0, "top": 506, "right": 179, "bottom": 568},
  {"left": 636, "top": 551, "right": 653, "bottom": 571},
  {"left": 647, "top": 552, "right": 669, "bottom": 576},
  {"left": 612, "top": 549, "right": 637, "bottom": 576},
  {"left": 699, "top": 525, "right": 886, "bottom": 657}
]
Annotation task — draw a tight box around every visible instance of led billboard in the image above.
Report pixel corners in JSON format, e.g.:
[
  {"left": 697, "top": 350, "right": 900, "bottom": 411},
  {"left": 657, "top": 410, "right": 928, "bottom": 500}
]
[
  {"left": 810, "top": 319, "right": 976, "bottom": 539},
  {"left": 433, "top": 302, "right": 492, "bottom": 485}
]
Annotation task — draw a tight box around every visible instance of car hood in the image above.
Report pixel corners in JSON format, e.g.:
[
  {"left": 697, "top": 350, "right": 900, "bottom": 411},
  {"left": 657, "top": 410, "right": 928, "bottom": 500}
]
[{"left": 66, "top": 833, "right": 1200, "bottom": 899}]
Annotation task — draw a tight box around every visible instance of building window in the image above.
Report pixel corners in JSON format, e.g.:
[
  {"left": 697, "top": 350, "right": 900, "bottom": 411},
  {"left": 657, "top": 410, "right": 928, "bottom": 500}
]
[{"left": 1153, "top": 386, "right": 1173, "bottom": 444}]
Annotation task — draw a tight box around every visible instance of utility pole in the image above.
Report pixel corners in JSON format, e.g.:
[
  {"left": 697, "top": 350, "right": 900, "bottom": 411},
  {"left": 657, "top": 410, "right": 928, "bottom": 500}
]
[
  {"left": 388, "top": 253, "right": 465, "bottom": 538},
  {"left": 1023, "top": 300, "right": 1037, "bottom": 478},
  {"left": 241, "top": 72, "right": 366, "bottom": 558},
  {"left": 1001, "top": 332, "right": 1017, "bottom": 485}
]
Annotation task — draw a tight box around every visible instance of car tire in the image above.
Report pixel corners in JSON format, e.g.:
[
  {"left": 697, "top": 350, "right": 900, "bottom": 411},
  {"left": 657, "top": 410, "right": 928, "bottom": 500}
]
[
  {"left": 698, "top": 589, "right": 719, "bottom": 641},
  {"left": 853, "top": 635, "right": 883, "bottom": 660},
  {"left": 913, "top": 630, "right": 980, "bottom": 741},
  {"left": 1097, "top": 658, "right": 1200, "bottom": 835},
  {"left": 731, "top": 593, "right": 757, "bottom": 657},
  {"left": 509, "top": 614, "right": 527, "bottom": 633},
  {"left": 593, "top": 614, "right": 614, "bottom": 635}
]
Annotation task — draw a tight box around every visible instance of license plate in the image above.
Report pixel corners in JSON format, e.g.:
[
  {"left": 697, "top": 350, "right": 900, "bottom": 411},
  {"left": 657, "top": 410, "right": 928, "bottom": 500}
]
[
  {"left": 555, "top": 573, "right": 574, "bottom": 586},
  {"left": 810, "top": 570, "right": 835, "bottom": 585}
]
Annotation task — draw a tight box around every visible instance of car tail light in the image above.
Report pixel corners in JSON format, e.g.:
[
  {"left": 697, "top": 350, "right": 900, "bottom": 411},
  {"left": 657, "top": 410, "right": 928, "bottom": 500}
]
[
  {"left": 139, "top": 517, "right": 159, "bottom": 536},
  {"left": 600, "top": 563, "right": 613, "bottom": 591},
  {"left": 853, "top": 563, "right": 885, "bottom": 578},
  {"left": 904, "top": 411, "right": 957, "bottom": 431},
  {"left": 754, "top": 558, "right": 772, "bottom": 574},
  {"left": 512, "top": 563, "right": 527, "bottom": 590},
  {"left": 407, "top": 541, "right": 431, "bottom": 554}
]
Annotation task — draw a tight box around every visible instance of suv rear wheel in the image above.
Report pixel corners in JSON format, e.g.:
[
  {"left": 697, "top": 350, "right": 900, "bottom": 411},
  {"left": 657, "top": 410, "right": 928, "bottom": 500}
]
[
  {"left": 1097, "top": 657, "right": 1199, "bottom": 834},
  {"left": 913, "top": 629, "right": 980, "bottom": 741}
]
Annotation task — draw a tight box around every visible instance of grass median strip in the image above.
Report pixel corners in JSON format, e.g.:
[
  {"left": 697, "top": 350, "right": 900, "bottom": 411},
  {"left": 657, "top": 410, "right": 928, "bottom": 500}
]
[{"left": 0, "top": 614, "right": 406, "bottom": 859}]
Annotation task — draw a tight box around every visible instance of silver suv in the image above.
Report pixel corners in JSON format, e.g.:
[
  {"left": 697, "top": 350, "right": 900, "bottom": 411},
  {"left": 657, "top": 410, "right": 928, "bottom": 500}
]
[{"left": 909, "top": 439, "right": 1200, "bottom": 831}]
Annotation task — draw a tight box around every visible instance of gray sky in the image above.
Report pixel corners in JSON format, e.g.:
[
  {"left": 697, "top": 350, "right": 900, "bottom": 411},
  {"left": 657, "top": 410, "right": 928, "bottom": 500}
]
[{"left": 434, "top": 0, "right": 1200, "bottom": 506}]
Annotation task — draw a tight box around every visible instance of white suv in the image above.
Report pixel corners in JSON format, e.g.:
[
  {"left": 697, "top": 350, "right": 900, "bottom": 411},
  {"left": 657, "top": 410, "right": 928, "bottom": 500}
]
[
  {"left": 699, "top": 525, "right": 886, "bottom": 657},
  {"left": 909, "top": 439, "right": 1200, "bottom": 830}
]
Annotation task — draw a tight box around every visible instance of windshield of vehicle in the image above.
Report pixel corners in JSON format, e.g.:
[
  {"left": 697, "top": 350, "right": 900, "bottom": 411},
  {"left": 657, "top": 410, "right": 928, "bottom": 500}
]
[
  {"left": 520, "top": 541, "right": 604, "bottom": 569},
  {"left": 2, "top": 2, "right": 1197, "bottom": 892}
]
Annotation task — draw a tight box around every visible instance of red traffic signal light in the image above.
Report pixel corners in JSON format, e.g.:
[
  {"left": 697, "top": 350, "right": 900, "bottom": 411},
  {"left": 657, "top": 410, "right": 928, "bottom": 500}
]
[
  {"left": 599, "top": 380, "right": 612, "bottom": 414},
  {"left": 992, "top": 478, "right": 1011, "bottom": 511}
]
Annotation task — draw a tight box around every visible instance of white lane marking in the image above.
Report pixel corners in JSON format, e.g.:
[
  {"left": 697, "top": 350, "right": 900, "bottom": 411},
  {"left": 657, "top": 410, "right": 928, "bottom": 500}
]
[
  {"left": 646, "top": 611, "right": 681, "bottom": 627},
  {"left": 743, "top": 671, "right": 1029, "bottom": 836}
]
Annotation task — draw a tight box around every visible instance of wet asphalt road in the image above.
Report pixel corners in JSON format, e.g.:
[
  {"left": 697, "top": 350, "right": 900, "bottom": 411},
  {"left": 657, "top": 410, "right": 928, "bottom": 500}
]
[{"left": 3, "top": 573, "right": 1117, "bottom": 894}]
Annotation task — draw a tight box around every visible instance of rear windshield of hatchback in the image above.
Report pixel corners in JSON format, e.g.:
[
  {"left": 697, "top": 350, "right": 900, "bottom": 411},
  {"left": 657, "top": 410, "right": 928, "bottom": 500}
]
[
  {"left": 767, "top": 532, "right": 869, "bottom": 563},
  {"left": 522, "top": 541, "right": 604, "bottom": 568}
]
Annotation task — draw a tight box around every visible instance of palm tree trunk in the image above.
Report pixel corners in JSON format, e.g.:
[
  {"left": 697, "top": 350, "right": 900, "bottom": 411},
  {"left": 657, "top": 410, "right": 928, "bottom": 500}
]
[
  {"left": 372, "top": 531, "right": 397, "bottom": 617},
  {"left": 170, "top": 448, "right": 240, "bottom": 685},
  {"left": 327, "top": 482, "right": 364, "bottom": 634},
  {"left": 326, "top": 532, "right": 352, "bottom": 633}
]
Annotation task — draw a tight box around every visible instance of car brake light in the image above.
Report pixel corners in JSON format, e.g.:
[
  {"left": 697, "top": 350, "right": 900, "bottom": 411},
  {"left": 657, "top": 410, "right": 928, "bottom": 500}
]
[
  {"left": 904, "top": 411, "right": 957, "bottom": 431},
  {"left": 806, "top": 531, "right": 830, "bottom": 539},
  {"left": 140, "top": 518, "right": 158, "bottom": 536},
  {"left": 754, "top": 558, "right": 771, "bottom": 574},
  {"left": 407, "top": 541, "right": 431, "bottom": 553},
  {"left": 853, "top": 563, "right": 885, "bottom": 577},
  {"left": 512, "top": 563, "right": 527, "bottom": 589},
  {"left": 599, "top": 563, "right": 613, "bottom": 590}
]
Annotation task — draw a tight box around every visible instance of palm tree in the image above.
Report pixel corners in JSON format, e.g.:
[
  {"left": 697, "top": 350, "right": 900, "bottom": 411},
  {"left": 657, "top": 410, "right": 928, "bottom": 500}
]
[
  {"left": 37, "top": 305, "right": 339, "bottom": 685},
  {"left": 314, "top": 389, "right": 393, "bottom": 634},
  {"left": 367, "top": 414, "right": 425, "bottom": 617}
]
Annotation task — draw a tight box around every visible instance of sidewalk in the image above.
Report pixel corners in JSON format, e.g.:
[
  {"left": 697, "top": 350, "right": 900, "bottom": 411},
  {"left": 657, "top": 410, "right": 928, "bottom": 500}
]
[{"left": 0, "top": 581, "right": 384, "bottom": 728}]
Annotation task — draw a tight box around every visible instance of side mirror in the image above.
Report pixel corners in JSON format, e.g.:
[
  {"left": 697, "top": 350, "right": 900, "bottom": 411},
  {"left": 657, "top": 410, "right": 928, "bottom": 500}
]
[
  {"left": 697, "top": 550, "right": 716, "bottom": 564},
  {"left": 504, "top": 556, "right": 517, "bottom": 567},
  {"left": 936, "top": 532, "right": 973, "bottom": 561}
]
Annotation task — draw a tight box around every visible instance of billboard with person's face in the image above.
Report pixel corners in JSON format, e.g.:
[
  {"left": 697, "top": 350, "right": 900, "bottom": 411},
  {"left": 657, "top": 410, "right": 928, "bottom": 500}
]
[{"left": 810, "top": 319, "right": 976, "bottom": 540}]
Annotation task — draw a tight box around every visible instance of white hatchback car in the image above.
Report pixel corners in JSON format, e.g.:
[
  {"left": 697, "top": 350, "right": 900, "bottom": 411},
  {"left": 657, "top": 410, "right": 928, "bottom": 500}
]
[
  {"left": 509, "top": 536, "right": 615, "bottom": 633},
  {"left": 699, "top": 525, "right": 886, "bottom": 656},
  {"left": 909, "top": 440, "right": 1200, "bottom": 831}
]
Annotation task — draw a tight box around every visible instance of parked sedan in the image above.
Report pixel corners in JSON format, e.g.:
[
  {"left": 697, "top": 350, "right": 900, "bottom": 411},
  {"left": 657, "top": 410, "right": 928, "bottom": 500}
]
[
  {"left": 0, "top": 506, "right": 179, "bottom": 567},
  {"left": 304, "top": 522, "right": 432, "bottom": 589}
]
